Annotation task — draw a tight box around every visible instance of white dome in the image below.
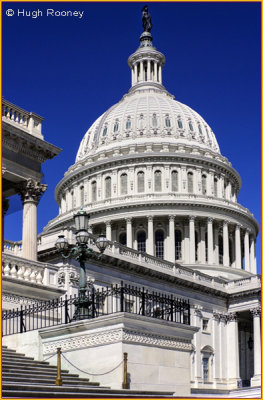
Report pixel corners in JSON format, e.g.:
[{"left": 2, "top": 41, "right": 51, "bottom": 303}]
[{"left": 76, "top": 88, "right": 220, "bottom": 163}]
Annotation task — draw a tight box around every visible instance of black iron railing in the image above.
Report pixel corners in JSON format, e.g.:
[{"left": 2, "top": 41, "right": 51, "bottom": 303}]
[{"left": 2, "top": 282, "right": 190, "bottom": 336}]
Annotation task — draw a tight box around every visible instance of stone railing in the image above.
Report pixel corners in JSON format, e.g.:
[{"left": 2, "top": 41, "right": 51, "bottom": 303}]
[
  {"left": 3, "top": 240, "right": 22, "bottom": 256},
  {"left": 2, "top": 253, "right": 59, "bottom": 287},
  {"left": 2, "top": 98, "right": 43, "bottom": 138},
  {"left": 226, "top": 275, "right": 261, "bottom": 293}
]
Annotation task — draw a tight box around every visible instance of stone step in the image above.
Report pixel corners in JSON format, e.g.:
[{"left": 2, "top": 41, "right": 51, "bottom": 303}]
[
  {"left": 2, "top": 354, "right": 35, "bottom": 361},
  {"left": 3, "top": 376, "right": 100, "bottom": 386},
  {"left": 3, "top": 371, "right": 81, "bottom": 379},
  {"left": 3, "top": 366, "right": 71, "bottom": 374},
  {"left": 2, "top": 359, "right": 52, "bottom": 367}
]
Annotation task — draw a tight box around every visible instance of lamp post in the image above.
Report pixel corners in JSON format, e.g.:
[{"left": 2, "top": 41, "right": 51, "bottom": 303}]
[{"left": 55, "top": 209, "right": 109, "bottom": 320}]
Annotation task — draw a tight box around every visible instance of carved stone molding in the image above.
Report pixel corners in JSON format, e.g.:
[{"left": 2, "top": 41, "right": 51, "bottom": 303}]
[
  {"left": 43, "top": 327, "right": 192, "bottom": 354},
  {"left": 193, "top": 304, "right": 203, "bottom": 317},
  {"left": 17, "top": 179, "right": 47, "bottom": 204}
]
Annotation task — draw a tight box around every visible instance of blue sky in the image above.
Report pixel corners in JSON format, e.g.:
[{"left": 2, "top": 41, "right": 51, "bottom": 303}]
[{"left": 3, "top": 2, "right": 261, "bottom": 270}]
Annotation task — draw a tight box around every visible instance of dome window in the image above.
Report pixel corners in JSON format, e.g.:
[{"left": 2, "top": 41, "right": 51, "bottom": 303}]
[
  {"left": 119, "top": 232, "right": 127, "bottom": 246},
  {"left": 113, "top": 120, "right": 119, "bottom": 133},
  {"left": 120, "top": 173, "right": 128, "bottom": 195},
  {"left": 202, "top": 174, "right": 207, "bottom": 195},
  {"left": 103, "top": 125, "right": 108, "bottom": 136},
  {"left": 91, "top": 181, "right": 97, "bottom": 202},
  {"left": 198, "top": 124, "right": 203, "bottom": 135},
  {"left": 152, "top": 114, "right": 158, "bottom": 128},
  {"left": 187, "top": 172, "right": 193, "bottom": 193},
  {"left": 154, "top": 170, "right": 162, "bottom": 192},
  {"left": 177, "top": 119, "right": 183, "bottom": 129},
  {"left": 175, "top": 230, "right": 182, "bottom": 260},
  {"left": 214, "top": 177, "right": 218, "bottom": 198},
  {"left": 105, "top": 177, "right": 112, "bottom": 199},
  {"left": 172, "top": 171, "right": 178, "bottom": 192},
  {"left": 126, "top": 118, "right": 131, "bottom": 130},
  {"left": 155, "top": 230, "right": 164, "bottom": 259},
  {"left": 137, "top": 231, "right": 146, "bottom": 253},
  {"left": 137, "top": 171, "right": 145, "bottom": 193},
  {"left": 165, "top": 115, "right": 171, "bottom": 128},
  {"left": 189, "top": 121, "right": 194, "bottom": 132}
]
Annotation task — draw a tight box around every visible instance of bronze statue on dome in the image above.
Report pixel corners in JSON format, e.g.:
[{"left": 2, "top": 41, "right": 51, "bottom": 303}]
[{"left": 142, "top": 5, "right": 152, "bottom": 33}]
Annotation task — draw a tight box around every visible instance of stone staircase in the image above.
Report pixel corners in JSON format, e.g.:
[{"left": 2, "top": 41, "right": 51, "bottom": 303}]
[{"left": 2, "top": 346, "right": 174, "bottom": 398}]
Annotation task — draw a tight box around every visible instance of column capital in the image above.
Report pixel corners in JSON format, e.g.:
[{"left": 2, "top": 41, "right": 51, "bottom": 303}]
[
  {"left": 147, "top": 215, "right": 153, "bottom": 222},
  {"left": 227, "top": 312, "right": 237, "bottom": 322},
  {"left": 223, "top": 220, "right": 229, "bottom": 227},
  {"left": 250, "top": 306, "right": 261, "bottom": 317},
  {"left": 207, "top": 217, "right": 213, "bottom": 223},
  {"left": 126, "top": 217, "right": 133, "bottom": 224},
  {"left": 105, "top": 220, "right": 111, "bottom": 227},
  {"left": 189, "top": 215, "right": 196, "bottom": 222},
  {"left": 17, "top": 179, "right": 47, "bottom": 205},
  {"left": 235, "top": 223, "right": 241, "bottom": 230},
  {"left": 169, "top": 215, "right": 175, "bottom": 222}
]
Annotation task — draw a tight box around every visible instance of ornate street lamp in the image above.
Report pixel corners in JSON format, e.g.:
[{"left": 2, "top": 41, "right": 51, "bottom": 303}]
[{"left": 55, "top": 209, "right": 109, "bottom": 320}]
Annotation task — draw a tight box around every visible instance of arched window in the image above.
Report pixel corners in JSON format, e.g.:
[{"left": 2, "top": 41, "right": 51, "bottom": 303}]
[
  {"left": 80, "top": 186, "right": 84, "bottom": 207},
  {"left": 126, "top": 118, "right": 131, "bottom": 130},
  {"left": 219, "top": 235, "right": 223, "bottom": 264},
  {"left": 202, "top": 175, "right": 207, "bottom": 195},
  {"left": 113, "top": 120, "right": 119, "bottom": 133},
  {"left": 155, "top": 230, "right": 164, "bottom": 259},
  {"left": 195, "top": 231, "right": 199, "bottom": 261},
  {"left": 91, "top": 181, "right": 97, "bottom": 202},
  {"left": 152, "top": 114, "right": 158, "bottom": 128},
  {"left": 120, "top": 173, "right": 128, "bottom": 195},
  {"left": 105, "top": 177, "right": 111, "bottom": 198},
  {"left": 165, "top": 115, "right": 171, "bottom": 128},
  {"left": 187, "top": 172, "right": 193, "bottom": 193},
  {"left": 172, "top": 171, "right": 178, "bottom": 192},
  {"left": 119, "top": 232, "right": 127, "bottom": 246},
  {"left": 137, "top": 231, "right": 146, "bottom": 253},
  {"left": 137, "top": 171, "right": 145, "bottom": 193},
  {"left": 214, "top": 178, "right": 218, "bottom": 198},
  {"left": 154, "top": 170, "right": 162, "bottom": 192},
  {"left": 139, "top": 114, "right": 144, "bottom": 130},
  {"left": 175, "top": 230, "right": 182, "bottom": 260},
  {"left": 189, "top": 121, "right": 194, "bottom": 131},
  {"left": 177, "top": 119, "right": 183, "bottom": 129},
  {"left": 198, "top": 124, "right": 203, "bottom": 135},
  {"left": 102, "top": 125, "right": 107, "bottom": 136}
]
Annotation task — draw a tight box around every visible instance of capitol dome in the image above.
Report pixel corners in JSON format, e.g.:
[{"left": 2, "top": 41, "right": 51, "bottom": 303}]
[{"left": 45, "top": 23, "right": 258, "bottom": 281}]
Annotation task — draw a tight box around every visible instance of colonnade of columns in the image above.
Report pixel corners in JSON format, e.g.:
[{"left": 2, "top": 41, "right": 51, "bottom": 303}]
[
  {"left": 131, "top": 59, "right": 163, "bottom": 86},
  {"left": 102, "top": 215, "right": 257, "bottom": 273}
]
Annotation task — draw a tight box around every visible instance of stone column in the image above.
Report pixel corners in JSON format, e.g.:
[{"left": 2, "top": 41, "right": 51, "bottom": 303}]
[
  {"left": 250, "top": 237, "right": 257, "bottom": 274},
  {"left": 168, "top": 215, "right": 175, "bottom": 262},
  {"left": 250, "top": 307, "right": 261, "bottom": 386},
  {"left": 159, "top": 65, "right": 162, "bottom": 84},
  {"left": 18, "top": 179, "right": 47, "bottom": 261},
  {"left": 207, "top": 217, "right": 214, "bottom": 264},
  {"left": 154, "top": 62, "right": 157, "bottom": 82},
  {"left": 244, "top": 230, "right": 250, "bottom": 272},
  {"left": 126, "top": 218, "right": 132, "bottom": 248},
  {"left": 189, "top": 216, "right": 195, "bottom": 264},
  {"left": 214, "top": 223, "right": 219, "bottom": 265},
  {"left": 235, "top": 224, "right": 241, "bottom": 269},
  {"left": 184, "top": 220, "right": 190, "bottom": 264},
  {"left": 106, "top": 221, "right": 112, "bottom": 241},
  {"left": 200, "top": 223, "right": 206, "bottom": 264},
  {"left": 147, "top": 216, "right": 154, "bottom": 255},
  {"left": 134, "top": 63, "right": 138, "bottom": 84},
  {"left": 226, "top": 312, "right": 240, "bottom": 387},
  {"left": 223, "top": 220, "right": 229, "bottom": 267}
]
